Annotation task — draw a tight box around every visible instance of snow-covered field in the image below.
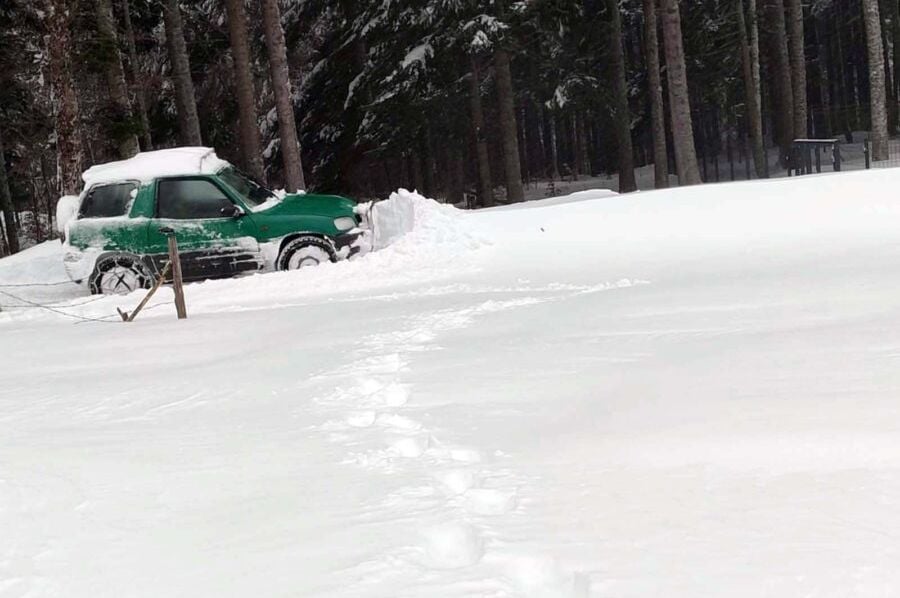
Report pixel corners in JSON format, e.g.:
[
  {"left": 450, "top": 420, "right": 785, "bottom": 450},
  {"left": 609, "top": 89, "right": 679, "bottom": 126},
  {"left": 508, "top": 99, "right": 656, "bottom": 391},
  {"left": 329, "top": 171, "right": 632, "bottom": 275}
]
[{"left": 4, "top": 171, "right": 900, "bottom": 597}]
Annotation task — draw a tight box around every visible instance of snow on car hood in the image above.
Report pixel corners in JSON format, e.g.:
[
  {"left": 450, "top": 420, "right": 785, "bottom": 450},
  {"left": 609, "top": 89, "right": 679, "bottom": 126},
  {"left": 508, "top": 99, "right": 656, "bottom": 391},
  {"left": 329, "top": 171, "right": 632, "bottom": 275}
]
[{"left": 251, "top": 192, "right": 357, "bottom": 217}]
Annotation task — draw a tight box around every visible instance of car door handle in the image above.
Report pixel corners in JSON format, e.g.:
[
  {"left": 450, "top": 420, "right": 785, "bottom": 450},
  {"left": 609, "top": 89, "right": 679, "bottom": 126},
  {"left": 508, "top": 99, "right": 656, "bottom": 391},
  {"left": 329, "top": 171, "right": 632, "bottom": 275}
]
[{"left": 159, "top": 226, "right": 175, "bottom": 235}]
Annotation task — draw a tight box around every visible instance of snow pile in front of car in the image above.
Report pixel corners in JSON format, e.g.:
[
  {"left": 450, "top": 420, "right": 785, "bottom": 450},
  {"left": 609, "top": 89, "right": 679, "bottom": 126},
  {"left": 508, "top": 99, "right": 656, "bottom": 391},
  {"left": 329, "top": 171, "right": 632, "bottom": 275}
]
[{"left": 369, "top": 189, "right": 488, "bottom": 254}]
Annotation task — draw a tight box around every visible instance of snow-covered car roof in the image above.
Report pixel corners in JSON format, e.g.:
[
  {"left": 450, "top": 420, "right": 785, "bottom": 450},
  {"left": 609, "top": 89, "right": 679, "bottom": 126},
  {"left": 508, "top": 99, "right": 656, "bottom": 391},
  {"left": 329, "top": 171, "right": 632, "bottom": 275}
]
[{"left": 81, "top": 147, "right": 231, "bottom": 188}]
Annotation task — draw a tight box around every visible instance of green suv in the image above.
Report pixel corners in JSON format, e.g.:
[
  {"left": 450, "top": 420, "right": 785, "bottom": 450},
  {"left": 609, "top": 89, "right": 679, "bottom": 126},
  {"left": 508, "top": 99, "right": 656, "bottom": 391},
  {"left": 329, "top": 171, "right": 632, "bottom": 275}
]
[{"left": 61, "top": 148, "right": 370, "bottom": 294}]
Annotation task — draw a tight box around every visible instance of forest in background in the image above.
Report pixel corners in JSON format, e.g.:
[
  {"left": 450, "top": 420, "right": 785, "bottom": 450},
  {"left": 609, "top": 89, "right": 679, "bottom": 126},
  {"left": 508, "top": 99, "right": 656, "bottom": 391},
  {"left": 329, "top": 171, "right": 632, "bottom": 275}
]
[{"left": 0, "top": 0, "right": 896, "bottom": 256}]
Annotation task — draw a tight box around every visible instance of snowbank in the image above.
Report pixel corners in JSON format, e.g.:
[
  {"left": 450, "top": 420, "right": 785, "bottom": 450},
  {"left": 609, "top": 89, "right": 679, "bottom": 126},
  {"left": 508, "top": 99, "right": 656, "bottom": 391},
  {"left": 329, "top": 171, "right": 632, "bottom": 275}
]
[{"left": 371, "top": 188, "right": 487, "bottom": 251}]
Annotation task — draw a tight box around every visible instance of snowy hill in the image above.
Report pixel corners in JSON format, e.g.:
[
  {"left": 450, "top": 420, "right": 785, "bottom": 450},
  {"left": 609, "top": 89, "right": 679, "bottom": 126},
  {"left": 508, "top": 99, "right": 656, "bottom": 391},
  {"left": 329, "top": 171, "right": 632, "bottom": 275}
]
[{"left": 4, "top": 171, "right": 900, "bottom": 596}]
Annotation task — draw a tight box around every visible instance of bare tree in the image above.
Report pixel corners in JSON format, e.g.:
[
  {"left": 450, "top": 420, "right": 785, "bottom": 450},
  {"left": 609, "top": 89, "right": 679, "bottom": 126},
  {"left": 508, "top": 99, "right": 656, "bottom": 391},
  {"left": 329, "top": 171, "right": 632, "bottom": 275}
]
[
  {"left": 660, "top": 0, "right": 701, "bottom": 185},
  {"left": 642, "top": 0, "right": 668, "bottom": 188},
  {"left": 737, "top": 0, "right": 766, "bottom": 177},
  {"left": 468, "top": 56, "right": 494, "bottom": 207},
  {"left": 261, "top": 0, "right": 306, "bottom": 191},
  {"left": 863, "top": 0, "right": 889, "bottom": 160},
  {"left": 225, "top": 0, "right": 266, "bottom": 183},
  {"left": 95, "top": 0, "right": 139, "bottom": 158},
  {"left": 162, "top": 0, "right": 202, "bottom": 146},
  {"left": 46, "top": 0, "right": 83, "bottom": 196},
  {"left": 608, "top": 0, "right": 637, "bottom": 192},
  {"left": 785, "top": 0, "right": 808, "bottom": 138},
  {"left": 121, "top": 0, "right": 152, "bottom": 150}
]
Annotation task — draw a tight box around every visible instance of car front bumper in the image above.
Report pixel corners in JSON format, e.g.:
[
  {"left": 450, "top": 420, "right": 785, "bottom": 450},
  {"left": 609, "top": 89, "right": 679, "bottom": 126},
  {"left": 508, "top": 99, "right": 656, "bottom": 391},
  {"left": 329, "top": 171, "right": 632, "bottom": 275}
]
[
  {"left": 62, "top": 246, "right": 99, "bottom": 283},
  {"left": 334, "top": 229, "right": 371, "bottom": 259}
]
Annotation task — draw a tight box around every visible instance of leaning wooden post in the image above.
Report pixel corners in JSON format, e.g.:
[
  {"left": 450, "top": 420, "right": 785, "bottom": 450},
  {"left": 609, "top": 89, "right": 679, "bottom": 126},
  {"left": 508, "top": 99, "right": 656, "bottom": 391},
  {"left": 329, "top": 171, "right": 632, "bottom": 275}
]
[{"left": 160, "top": 227, "right": 187, "bottom": 319}]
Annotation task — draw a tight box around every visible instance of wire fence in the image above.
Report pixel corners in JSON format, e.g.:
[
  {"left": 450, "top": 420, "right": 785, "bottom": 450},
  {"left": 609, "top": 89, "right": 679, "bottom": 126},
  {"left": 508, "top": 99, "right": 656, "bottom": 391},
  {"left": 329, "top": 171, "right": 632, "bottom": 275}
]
[
  {"left": 0, "top": 283, "right": 174, "bottom": 324},
  {"left": 0, "top": 288, "right": 118, "bottom": 323}
]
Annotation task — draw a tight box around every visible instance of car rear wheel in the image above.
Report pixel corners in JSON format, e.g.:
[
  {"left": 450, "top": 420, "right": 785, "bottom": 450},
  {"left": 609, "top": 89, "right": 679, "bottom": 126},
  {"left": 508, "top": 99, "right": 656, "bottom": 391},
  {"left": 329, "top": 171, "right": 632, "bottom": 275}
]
[
  {"left": 89, "top": 254, "right": 152, "bottom": 295},
  {"left": 277, "top": 236, "right": 336, "bottom": 271}
]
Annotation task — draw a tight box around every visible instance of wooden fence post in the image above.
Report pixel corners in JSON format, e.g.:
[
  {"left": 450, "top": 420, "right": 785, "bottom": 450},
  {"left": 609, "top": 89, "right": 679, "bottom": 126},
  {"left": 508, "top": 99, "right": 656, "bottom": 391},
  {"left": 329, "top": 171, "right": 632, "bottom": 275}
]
[{"left": 160, "top": 227, "right": 187, "bottom": 320}]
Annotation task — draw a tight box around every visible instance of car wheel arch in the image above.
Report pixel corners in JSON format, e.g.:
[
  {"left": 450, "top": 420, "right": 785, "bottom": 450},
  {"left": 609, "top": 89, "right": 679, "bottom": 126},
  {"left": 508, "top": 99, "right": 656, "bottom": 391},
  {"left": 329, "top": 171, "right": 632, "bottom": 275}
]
[
  {"left": 276, "top": 232, "right": 334, "bottom": 256},
  {"left": 275, "top": 234, "right": 337, "bottom": 271}
]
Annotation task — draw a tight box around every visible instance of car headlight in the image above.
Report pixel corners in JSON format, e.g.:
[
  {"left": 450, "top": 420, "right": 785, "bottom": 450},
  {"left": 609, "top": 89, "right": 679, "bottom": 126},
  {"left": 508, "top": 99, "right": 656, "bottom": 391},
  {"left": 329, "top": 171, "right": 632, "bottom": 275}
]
[{"left": 334, "top": 216, "right": 356, "bottom": 232}]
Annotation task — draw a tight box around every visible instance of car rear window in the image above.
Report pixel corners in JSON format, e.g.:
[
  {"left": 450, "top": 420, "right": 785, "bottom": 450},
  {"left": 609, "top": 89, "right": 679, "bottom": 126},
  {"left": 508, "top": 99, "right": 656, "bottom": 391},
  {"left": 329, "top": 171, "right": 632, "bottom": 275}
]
[{"left": 79, "top": 182, "right": 138, "bottom": 219}]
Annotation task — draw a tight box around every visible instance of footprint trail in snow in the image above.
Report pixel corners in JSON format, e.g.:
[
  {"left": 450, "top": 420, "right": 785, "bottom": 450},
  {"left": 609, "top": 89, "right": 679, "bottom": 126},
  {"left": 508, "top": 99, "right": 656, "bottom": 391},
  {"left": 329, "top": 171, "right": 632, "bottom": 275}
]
[{"left": 305, "top": 292, "right": 610, "bottom": 595}]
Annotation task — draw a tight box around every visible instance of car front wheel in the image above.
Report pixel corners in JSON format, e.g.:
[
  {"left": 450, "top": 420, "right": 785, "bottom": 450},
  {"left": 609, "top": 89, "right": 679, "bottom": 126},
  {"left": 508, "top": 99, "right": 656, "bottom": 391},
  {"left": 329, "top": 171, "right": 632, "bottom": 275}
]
[
  {"left": 277, "top": 236, "right": 336, "bottom": 271},
  {"left": 89, "top": 254, "right": 152, "bottom": 295}
]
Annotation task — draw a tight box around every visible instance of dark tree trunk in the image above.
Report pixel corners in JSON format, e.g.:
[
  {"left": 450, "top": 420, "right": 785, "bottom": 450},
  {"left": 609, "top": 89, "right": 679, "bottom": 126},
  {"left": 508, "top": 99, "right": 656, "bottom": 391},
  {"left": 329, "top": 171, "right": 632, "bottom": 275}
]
[
  {"left": 261, "top": 0, "right": 306, "bottom": 191},
  {"left": 519, "top": 105, "right": 531, "bottom": 185},
  {"left": 766, "top": 0, "right": 795, "bottom": 159},
  {"left": 39, "top": 153, "right": 55, "bottom": 235},
  {"left": 225, "top": 0, "right": 266, "bottom": 183},
  {"left": 576, "top": 112, "right": 590, "bottom": 176},
  {"left": 892, "top": 0, "right": 900, "bottom": 118},
  {"left": 568, "top": 115, "right": 580, "bottom": 179},
  {"left": 0, "top": 130, "right": 19, "bottom": 255},
  {"left": 660, "top": 0, "right": 702, "bottom": 185},
  {"left": 608, "top": 0, "right": 637, "bottom": 192},
  {"left": 532, "top": 101, "right": 547, "bottom": 178},
  {"left": 548, "top": 109, "right": 561, "bottom": 180},
  {"left": 410, "top": 153, "right": 424, "bottom": 193},
  {"left": 785, "top": 0, "right": 808, "bottom": 137},
  {"left": 46, "top": 0, "right": 83, "bottom": 196},
  {"left": 494, "top": 45, "right": 525, "bottom": 202},
  {"left": 121, "top": 0, "right": 152, "bottom": 150},
  {"left": 642, "top": 0, "right": 669, "bottom": 188},
  {"left": 95, "top": 0, "right": 139, "bottom": 158},
  {"left": 738, "top": 0, "right": 767, "bottom": 177},
  {"left": 879, "top": 0, "right": 897, "bottom": 133},
  {"left": 863, "top": 0, "right": 889, "bottom": 160},
  {"left": 492, "top": 1, "right": 523, "bottom": 199},
  {"left": 815, "top": 14, "right": 834, "bottom": 138},
  {"left": 423, "top": 130, "right": 436, "bottom": 197},
  {"left": 468, "top": 56, "right": 494, "bottom": 207},
  {"left": 448, "top": 145, "right": 465, "bottom": 205},
  {"left": 163, "top": 0, "right": 202, "bottom": 146},
  {"left": 834, "top": 7, "right": 853, "bottom": 140}
]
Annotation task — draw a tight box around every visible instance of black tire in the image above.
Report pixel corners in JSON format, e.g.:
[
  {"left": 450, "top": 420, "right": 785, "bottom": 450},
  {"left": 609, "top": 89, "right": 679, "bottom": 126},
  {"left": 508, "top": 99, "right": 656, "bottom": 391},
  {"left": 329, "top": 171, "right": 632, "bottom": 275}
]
[
  {"left": 89, "top": 254, "right": 152, "bottom": 295},
  {"left": 277, "top": 235, "right": 336, "bottom": 271}
]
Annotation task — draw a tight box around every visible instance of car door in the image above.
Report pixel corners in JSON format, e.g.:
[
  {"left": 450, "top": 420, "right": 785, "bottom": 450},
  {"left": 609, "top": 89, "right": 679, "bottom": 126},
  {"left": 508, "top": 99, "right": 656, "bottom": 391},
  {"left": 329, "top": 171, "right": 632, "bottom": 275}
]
[
  {"left": 68, "top": 180, "right": 147, "bottom": 252},
  {"left": 145, "top": 176, "right": 263, "bottom": 282}
]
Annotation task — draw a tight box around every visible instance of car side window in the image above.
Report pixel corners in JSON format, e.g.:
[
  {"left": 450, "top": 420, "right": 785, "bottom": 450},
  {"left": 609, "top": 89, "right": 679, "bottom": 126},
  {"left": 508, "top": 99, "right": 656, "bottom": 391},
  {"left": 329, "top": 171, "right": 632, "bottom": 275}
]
[
  {"left": 157, "top": 179, "right": 234, "bottom": 219},
  {"left": 79, "top": 182, "right": 138, "bottom": 219}
]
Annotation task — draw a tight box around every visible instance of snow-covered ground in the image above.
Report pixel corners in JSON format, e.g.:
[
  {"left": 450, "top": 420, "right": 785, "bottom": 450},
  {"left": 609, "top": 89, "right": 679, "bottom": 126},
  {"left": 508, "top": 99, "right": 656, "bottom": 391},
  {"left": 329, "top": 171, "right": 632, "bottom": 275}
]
[{"left": 4, "top": 171, "right": 900, "bottom": 596}]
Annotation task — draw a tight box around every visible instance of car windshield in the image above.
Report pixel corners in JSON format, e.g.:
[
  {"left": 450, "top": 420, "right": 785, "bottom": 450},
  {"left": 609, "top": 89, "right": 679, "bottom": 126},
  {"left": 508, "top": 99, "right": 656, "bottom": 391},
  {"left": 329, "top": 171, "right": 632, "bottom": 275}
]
[{"left": 218, "top": 168, "right": 277, "bottom": 208}]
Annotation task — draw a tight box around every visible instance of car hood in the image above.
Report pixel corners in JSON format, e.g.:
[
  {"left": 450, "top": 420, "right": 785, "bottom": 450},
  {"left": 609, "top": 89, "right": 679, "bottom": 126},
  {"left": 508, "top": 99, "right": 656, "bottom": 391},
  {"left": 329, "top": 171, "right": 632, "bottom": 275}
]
[{"left": 255, "top": 193, "right": 356, "bottom": 217}]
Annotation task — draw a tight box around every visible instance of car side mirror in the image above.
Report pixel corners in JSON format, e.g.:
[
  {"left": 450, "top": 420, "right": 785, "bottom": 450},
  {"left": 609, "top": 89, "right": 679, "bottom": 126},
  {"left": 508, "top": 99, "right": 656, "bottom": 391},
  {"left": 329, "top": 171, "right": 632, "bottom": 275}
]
[{"left": 221, "top": 205, "right": 245, "bottom": 218}]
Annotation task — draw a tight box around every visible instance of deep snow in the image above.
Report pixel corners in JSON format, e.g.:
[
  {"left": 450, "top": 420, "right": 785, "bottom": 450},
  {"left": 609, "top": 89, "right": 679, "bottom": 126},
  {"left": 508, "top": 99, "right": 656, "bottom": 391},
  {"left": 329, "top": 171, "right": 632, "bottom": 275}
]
[{"left": 4, "top": 172, "right": 900, "bottom": 596}]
